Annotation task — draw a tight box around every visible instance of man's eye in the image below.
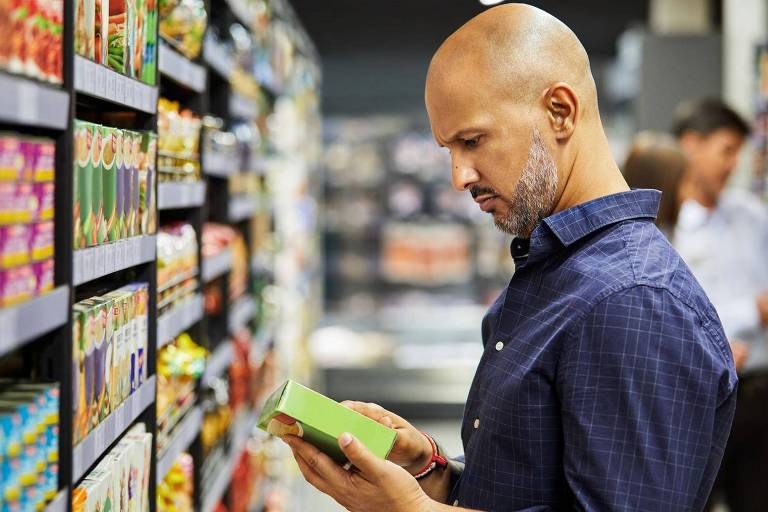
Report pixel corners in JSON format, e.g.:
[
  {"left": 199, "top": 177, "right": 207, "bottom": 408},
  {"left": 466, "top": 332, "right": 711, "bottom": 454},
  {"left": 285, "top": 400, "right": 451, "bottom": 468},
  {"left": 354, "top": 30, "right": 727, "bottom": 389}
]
[{"left": 464, "top": 138, "right": 479, "bottom": 148}]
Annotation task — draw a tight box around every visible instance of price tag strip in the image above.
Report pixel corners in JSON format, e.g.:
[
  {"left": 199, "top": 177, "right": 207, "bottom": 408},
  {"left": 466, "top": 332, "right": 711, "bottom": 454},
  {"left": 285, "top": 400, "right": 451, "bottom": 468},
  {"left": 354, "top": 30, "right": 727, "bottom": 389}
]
[{"left": 73, "top": 236, "right": 157, "bottom": 286}]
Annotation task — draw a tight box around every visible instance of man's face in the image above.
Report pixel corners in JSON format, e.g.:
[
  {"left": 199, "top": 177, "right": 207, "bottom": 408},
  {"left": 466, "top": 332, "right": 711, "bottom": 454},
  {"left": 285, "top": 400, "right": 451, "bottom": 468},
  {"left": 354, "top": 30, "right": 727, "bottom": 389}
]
[
  {"left": 425, "top": 68, "right": 559, "bottom": 237},
  {"left": 680, "top": 128, "right": 745, "bottom": 204}
]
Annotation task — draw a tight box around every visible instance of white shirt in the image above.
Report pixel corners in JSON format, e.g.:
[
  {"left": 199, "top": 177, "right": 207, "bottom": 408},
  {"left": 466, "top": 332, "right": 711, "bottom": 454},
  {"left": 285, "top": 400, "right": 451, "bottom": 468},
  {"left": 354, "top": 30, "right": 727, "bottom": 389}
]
[{"left": 674, "top": 189, "right": 768, "bottom": 373}]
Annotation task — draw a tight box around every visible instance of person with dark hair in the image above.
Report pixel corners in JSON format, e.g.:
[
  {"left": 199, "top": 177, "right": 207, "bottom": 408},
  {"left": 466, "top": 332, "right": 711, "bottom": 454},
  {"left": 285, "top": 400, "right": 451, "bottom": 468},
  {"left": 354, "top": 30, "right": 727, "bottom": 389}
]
[
  {"left": 622, "top": 131, "right": 686, "bottom": 235},
  {"left": 672, "top": 98, "right": 768, "bottom": 512}
]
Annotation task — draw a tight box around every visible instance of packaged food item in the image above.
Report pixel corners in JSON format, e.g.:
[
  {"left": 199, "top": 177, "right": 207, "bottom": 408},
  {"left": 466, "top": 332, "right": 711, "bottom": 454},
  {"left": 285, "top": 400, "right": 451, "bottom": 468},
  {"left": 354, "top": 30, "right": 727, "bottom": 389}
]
[
  {"left": 33, "top": 181, "right": 54, "bottom": 222},
  {"left": 92, "top": 125, "right": 106, "bottom": 246},
  {"left": 7, "top": 1, "right": 30, "bottom": 75},
  {"left": 102, "top": 289, "right": 130, "bottom": 404},
  {"left": 0, "top": 264, "right": 35, "bottom": 307},
  {"left": 0, "top": 135, "right": 24, "bottom": 181},
  {"left": 141, "top": 0, "right": 157, "bottom": 85},
  {"left": 95, "top": 0, "right": 107, "bottom": 65},
  {"left": 124, "top": 423, "right": 152, "bottom": 512},
  {"left": 106, "top": 0, "right": 128, "bottom": 73},
  {"left": 72, "top": 307, "right": 88, "bottom": 444},
  {"left": 77, "top": 297, "right": 113, "bottom": 425},
  {"left": 259, "top": 380, "right": 397, "bottom": 464},
  {"left": 159, "top": 0, "right": 206, "bottom": 59},
  {"left": 118, "top": 129, "right": 131, "bottom": 240},
  {"left": 75, "top": 0, "right": 96, "bottom": 59},
  {"left": 0, "top": 224, "right": 31, "bottom": 269},
  {"left": 101, "top": 126, "right": 119, "bottom": 242},
  {"left": 32, "top": 258, "right": 53, "bottom": 294},
  {"left": 74, "top": 121, "right": 94, "bottom": 249},
  {"left": 27, "top": 138, "right": 55, "bottom": 182},
  {"left": 139, "top": 132, "right": 156, "bottom": 235}
]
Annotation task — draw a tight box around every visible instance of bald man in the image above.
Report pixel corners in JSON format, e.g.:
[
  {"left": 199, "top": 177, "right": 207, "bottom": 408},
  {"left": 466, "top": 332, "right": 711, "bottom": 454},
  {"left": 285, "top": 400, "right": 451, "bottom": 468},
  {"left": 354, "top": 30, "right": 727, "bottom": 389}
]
[{"left": 283, "top": 5, "right": 737, "bottom": 511}]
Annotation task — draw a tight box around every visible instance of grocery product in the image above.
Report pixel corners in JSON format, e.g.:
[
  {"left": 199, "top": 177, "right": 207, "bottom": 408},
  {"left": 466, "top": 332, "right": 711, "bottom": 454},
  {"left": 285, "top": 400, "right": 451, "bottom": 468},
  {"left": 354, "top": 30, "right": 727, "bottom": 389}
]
[
  {"left": 72, "top": 423, "right": 153, "bottom": 512},
  {"left": 0, "top": 0, "right": 63, "bottom": 83},
  {"left": 258, "top": 380, "right": 397, "bottom": 464},
  {"left": 0, "top": 383, "right": 60, "bottom": 512},
  {"left": 139, "top": 131, "right": 157, "bottom": 235},
  {"left": 159, "top": 0, "right": 207, "bottom": 59},
  {"left": 157, "top": 98, "right": 201, "bottom": 183},
  {"left": 157, "top": 453, "right": 193, "bottom": 512}
]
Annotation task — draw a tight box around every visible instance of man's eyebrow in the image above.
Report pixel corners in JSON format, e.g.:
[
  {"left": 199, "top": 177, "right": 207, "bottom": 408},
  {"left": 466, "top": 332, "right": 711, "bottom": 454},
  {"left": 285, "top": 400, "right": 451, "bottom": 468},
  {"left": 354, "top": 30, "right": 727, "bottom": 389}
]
[{"left": 444, "top": 127, "right": 485, "bottom": 144}]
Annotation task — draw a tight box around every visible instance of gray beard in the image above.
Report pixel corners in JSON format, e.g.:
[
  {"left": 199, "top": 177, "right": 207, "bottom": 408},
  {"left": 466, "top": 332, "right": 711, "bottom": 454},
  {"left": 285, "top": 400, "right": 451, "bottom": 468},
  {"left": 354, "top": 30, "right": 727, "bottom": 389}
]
[{"left": 494, "top": 130, "right": 559, "bottom": 238}]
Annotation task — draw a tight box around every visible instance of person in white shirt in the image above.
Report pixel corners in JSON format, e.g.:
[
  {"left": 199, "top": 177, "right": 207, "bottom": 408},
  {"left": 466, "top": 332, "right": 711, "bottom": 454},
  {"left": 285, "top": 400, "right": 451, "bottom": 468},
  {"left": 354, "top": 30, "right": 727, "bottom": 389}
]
[{"left": 672, "top": 98, "right": 767, "bottom": 512}]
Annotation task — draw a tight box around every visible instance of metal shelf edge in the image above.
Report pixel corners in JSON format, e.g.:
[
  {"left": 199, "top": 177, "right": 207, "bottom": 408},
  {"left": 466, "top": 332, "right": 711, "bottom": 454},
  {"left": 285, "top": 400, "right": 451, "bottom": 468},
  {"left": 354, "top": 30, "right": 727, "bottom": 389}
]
[
  {"left": 202, "top": 249, "right": 233, "bottom": 283},
  {"left": 0, "top": 286, "right": 69, "bottom": 358},
  {"left": 159, "top": 42, "right": 207, "bottom": 93},
  {"left": 157, "top": 294, "right": 204, "bottom": 348},
  {"left": 73, "top": 235, "right": 157, "bottom": 286},
  {"left": 0, "top": 72, "right": 69, "bottom": 129},
  {"left": 158, "top": 182, "right": 207, "bottom": 210},
  {"left": 156, "top": 406, "right": 203, "bottom": 484}
]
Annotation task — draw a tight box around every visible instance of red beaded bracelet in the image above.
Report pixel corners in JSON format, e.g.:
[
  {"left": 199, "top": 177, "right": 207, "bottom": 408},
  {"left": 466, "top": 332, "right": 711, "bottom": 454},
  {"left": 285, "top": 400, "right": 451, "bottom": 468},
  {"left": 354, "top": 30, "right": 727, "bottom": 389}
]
[{"left": 413, "top": 432, "right": 448, "bottom": 480}]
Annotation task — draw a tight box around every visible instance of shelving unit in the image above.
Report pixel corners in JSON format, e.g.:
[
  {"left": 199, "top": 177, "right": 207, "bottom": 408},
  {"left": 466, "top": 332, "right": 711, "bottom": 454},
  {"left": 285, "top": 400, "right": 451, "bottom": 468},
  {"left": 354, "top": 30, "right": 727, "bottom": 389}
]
[{"left": 0, "top": 0, "right": 320, "bottom": 510}]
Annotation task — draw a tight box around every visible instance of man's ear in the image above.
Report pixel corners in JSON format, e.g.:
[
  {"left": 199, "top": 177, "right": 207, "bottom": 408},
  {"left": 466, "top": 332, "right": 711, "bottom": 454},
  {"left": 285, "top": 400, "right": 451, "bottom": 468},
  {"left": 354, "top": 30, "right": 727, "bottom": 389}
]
[{"left": 544, "top": 82, "right": 579, "bottom": 141}]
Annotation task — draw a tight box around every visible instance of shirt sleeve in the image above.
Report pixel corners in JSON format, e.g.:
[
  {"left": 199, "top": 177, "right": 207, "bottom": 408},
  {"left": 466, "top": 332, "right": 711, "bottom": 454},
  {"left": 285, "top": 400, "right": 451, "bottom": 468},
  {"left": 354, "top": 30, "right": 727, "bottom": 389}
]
[{"left": 557, "top": 285, "right": 737, "bottom": 511}]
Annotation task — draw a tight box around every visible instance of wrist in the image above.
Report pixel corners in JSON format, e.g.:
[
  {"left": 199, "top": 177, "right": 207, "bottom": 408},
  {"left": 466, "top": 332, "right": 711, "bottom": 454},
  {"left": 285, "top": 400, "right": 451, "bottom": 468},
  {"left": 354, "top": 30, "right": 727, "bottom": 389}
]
[{"left": 406, "top": 434, "right": 437, "bottom": 476}]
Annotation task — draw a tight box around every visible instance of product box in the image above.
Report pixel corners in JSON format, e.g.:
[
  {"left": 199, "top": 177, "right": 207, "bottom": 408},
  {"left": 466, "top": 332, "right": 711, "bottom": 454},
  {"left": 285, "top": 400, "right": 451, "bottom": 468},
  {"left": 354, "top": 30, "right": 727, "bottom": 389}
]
[
  {"left": 132, "top": 131, "right": 142, "bottom": 237},
  {"left": 123, "top": 131, "right": 135, "bottom": 238},
  {"left": 118, "top": 129, "right": 130, "bottom": 240},
  {"left": 0, "top": 224, "right": 32, "bottom": 269},
  {"left": 72, "top": 305, "right": 90, "bottom": 444},
  {"left": 30, "top": 221, "right": 54, "bottom": 262},
  {"left": 139, "top": 132, "right": 156, "bottom": 235},
  {"left": 102, "top": 289, "right": 131, "bottom": 404},
  {"left": 75, "top": 0, "right": 96, "bottom": 60},
  {"left": 78, "top": 297, "right": 113, "bottom": 425},
  {"left": 106, "top": 0, "right": 128, "bottom": 74},
  {"left": 124, "top": 424, "right": 151, "bottom": 512},
  {"left": 32, "top": 258, "right": 53, "bottom": 295},
  {"left": 0, "top": 264, "right": 35, "bottom": 307},
  {"left": 258, "top": 380, "right": 397, "bottom": 464},
  {"left": 106, "top": 440, "right": 132, "bottom": 512},
  {"left": 32, "top": 182, "right": 54, "bottom": 222},
  {"left": 74, "top": 121, "right": 106, "bottom": 248},
  {"left": 102, "top": 126, "right": 119, "bottom": 242},
  {"left": 140, "top": 0, "right": 156, "bottom": 85},
  {"left": 95, "top": 0, "right": 107, "bottom": 65},
  {"left": 0, "top": 135, "right": 23, "bottom": 181}
]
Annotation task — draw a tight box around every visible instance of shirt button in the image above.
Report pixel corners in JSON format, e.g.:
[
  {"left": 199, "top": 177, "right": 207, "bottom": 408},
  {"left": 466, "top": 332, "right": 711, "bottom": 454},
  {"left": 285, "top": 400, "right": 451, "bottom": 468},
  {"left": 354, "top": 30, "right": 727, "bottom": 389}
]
[
  {"left": 495, "top": 341, "right": 504, "bottom": 351},
  {"left": 473, "top": 418, "right": 480, "bottom": 429},
  {"left": 453, "top": 500, "right": 459, "bottom": 506}
]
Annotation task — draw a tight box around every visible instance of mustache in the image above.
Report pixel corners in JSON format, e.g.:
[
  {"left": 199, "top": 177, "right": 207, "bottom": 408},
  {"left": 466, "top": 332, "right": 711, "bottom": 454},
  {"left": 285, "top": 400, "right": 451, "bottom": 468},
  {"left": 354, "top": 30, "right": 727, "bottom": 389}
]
[{"left": 470, "top": 186, "right": 499, "bottom": 199}]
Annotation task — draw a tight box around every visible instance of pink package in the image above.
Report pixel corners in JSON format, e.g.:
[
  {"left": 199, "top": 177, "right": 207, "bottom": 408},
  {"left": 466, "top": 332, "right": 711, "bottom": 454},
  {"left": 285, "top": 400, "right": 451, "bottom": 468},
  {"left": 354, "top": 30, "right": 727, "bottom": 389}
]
[
  {"left": 25, "top": 139, "right": 55, "bottom": 182},
  {"left": 0, "top": 183, "right": 16, "bottom": 223},
  {"left": 32, "top": 259, "right": 54, "bottom": 295},
  {"left": 0, "top": 264, "right": 36, "bottom": 307},
  {"left": 0, "top": 224, "right": 32, "bottom": 268},
  {"left": 30, "top": 221, "right": 54, "bottom": 262},
  {"left": 0, "top": 135, "right": 23, "bottom": 181},
  {"left": 32, "top": 182, "right": 54, "bottom": 221}
]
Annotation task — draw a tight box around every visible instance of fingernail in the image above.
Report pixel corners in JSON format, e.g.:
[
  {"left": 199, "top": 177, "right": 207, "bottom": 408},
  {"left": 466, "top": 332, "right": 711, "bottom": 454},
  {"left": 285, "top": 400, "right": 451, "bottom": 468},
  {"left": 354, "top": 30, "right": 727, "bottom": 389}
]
[{"left": 339, "top": 433, "right": 353, "bottom": 447}]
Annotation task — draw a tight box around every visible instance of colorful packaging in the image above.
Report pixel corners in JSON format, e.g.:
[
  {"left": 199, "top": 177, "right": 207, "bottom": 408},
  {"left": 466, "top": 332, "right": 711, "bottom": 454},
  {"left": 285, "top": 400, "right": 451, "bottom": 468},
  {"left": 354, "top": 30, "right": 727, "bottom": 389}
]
[
  {"left": 124, "top": 423, "right": 151, "bottom": 512},
  {"left": 122, "top": 283, "right": 148, "bottom": 386},
  {"left": 130, "top": 131, "right": 141, "bottom": 237},
  {"left": 139, "top": 132, "right": 156, "bottom": 235},
  {"left": 75, "top": 0, "right": 96, "bottom": 60},
  {"left": 122, "top": 131, "right": 134, "bottom": 239},
  {"left": 33, "top": 181, "right": 54, "bottom": 221},
  {"left": 102, "top": 289, "right": 130, "bottom": 404},
  {"left": 28, "top": 138, "right": 56, "bottom": 182},
  {"left": 0, "top": 264, "right": 35, "bottom": 307},
  {"left": 0, "top": 224, "right": 32, "bottom": 268},
  {"left": 32, "top": 258, "right": 53, "bottom": 294},
  {"left": 118, "top": 129, "right": 130, "bottom": 240},
  {"left": 141, "top": 0, "right": 157, "bottom": 85},
  {"left": 95, "top": 0, "right": 107, "bottom": 65},
  {"left": 0, "top": 135, "right": 23, "bottom": 181},
  {"left": 30, "top": 221, "right": 54, "bottom": 262},
  {"left": 106, "top": 0, "right": 128, "bottom": 74},
  {"left": 101, "top": 126, "right": 119, "bottom": 242},
  {"left": 72, "top": 307, "right": 88, "bottom": 444},
  {"left": 259, "top": 380, "right": 397, "bottom": 464},
  {"left": 8, "top": 1, "right": 29, "bottom": 74},
  {"left": 77, "top": 298, "right": 112, "bottom": 425},
  {"left": 74, "top": 121, "right": 92, "bottom": 249}
]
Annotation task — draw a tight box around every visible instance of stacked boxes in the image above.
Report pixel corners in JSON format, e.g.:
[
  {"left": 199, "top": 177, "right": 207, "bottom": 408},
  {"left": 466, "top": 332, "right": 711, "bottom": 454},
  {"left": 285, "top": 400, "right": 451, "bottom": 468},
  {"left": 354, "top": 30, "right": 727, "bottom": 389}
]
[
  {"left": 0, "top": 383, "right": 60, "bottom": 512},
  {"left": 73, "top": 120, "right": 156, "bottom": 250},
  {"left": 0, "top": 0, "right": 64, "bottom": 84},
  {"left": 72, "top": 283, "right": 149, "bottom": 444},
  {"left": 72, "top": 423, "right": 152, "bottom": 512},
  {"left": 0, "top": 133, "right": 55, "bottom": 307},
  {"left": 74, "top": 0, "right": 157, "bottom": 85}
]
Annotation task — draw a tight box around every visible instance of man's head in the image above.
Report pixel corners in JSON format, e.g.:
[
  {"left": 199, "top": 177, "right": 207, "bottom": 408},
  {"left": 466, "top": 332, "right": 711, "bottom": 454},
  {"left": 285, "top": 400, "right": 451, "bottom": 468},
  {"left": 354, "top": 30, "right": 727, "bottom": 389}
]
[
  {"left": 672, "top": 99, "right": 750, "bottom": 207},
  {"left": 425, "top": 3, "right": 601, "bottom": 237}
]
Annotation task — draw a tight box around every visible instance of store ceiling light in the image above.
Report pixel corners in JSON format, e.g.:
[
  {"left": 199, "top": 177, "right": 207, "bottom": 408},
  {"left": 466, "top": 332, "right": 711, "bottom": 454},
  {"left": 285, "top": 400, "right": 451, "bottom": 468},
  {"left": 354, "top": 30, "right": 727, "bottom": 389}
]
[{"left": 479, "top": 0, "right": 504, "bottom": 5}]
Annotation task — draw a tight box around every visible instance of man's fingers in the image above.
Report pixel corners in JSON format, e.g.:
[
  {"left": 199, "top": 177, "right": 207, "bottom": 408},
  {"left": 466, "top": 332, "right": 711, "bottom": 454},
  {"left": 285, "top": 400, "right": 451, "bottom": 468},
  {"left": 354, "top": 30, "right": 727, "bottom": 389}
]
[
  {"left": 293, "top": 448, "right": 334, "bottom": 494},
  {"left": 338, "top": 432, "right": 385, "bottom": 480},
  {"left": 342, "top": 401, "right": 398, "bottom": 427},
  {"left": 284, "top": 435, "right": 349, "bottom": 482}
]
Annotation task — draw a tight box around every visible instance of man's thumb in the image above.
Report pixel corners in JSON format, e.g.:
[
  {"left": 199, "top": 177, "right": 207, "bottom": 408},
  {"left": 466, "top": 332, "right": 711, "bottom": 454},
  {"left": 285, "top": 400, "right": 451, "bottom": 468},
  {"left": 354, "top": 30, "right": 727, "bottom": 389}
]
[{"left": 339, "top": 433, "right": 381, "bottom": 477}]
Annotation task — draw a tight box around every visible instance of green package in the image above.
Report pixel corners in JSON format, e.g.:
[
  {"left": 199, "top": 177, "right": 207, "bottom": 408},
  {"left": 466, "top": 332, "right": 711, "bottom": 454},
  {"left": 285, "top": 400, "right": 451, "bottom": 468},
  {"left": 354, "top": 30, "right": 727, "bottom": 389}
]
[
  {"left": 102, "top": 126, "right": 120, "bottom": 242},
  {"left": 93, "top": 126, "right": 107, "bottom": 245},
  {"left": 258, "top": 380, "right": 397, "bottom": 464}
]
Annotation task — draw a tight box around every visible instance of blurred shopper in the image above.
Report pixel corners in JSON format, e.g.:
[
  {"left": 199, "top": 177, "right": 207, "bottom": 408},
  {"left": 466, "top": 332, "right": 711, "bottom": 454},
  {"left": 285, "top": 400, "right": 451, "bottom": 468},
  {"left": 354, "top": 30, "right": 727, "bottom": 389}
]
[
  {"left": 672, "top": 98, "right": 768, "bottom": 512},
  {"left": 622, "top": 131, "right": 686, "bottom": 236},
  {"left": 282, "top": 6, "right": 737, "bottom": 511}
]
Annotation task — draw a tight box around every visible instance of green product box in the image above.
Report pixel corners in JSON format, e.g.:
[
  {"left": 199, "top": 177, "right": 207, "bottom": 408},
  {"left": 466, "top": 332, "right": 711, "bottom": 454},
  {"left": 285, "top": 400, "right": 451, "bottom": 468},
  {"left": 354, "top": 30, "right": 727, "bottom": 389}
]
[
  {"left": 74, "top": 121, "right": 104, "bottom": 248},
  {"left": 72, "top": 303, "right": 94, "bottom": 442},
  {"left": 258, "top": 380, "right": 397, "bottom": 464},
  {"left": 138, "top": 132, "right": 156, "bottom": 235},
  {"left": 102, "top": 126, "right": 120, "bottom": 242}
]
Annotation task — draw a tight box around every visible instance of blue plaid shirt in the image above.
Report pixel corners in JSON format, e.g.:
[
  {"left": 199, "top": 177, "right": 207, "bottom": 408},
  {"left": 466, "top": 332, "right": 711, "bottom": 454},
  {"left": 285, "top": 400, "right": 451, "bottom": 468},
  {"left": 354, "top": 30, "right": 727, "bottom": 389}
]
[{"left": 451, "top": 190, "right": 738, "bottom": 511}]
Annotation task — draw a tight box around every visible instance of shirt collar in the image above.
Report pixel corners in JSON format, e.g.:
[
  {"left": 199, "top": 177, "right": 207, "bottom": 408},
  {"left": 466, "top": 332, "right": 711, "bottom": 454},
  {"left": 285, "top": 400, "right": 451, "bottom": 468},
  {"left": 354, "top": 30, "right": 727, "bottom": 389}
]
[{"left": 513, "top": 189, "right": 661, "bottom": 267}]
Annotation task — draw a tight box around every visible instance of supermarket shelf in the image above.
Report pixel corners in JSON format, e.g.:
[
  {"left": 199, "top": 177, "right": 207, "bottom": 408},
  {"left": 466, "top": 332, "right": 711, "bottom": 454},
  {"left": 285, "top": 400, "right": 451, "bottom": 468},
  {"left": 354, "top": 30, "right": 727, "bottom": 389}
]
[
  {"left": 229, "top": 93, "right": 258, "bottom": 119},
  {"left": 0, "top": 287, "right": 69, "bottom": 358},
  {"left": 156, "top": 406, "right": 203, "bottom": 484},
  {"left": 203, "top": 33, "right": 235, "bottom": 79},
  {"left": 228, "top": 295, "right": 255, "bottom": 333},
  {"left": 74, "top": 56, "right": 158, "bottom": 113},
  {"left": 201, "top": 409, "right": 259, "bottom": 512},
  {"left": 203, "top": 341, "right": 233, "bottom": 383},
  {"left": 226, "top": 0, "right": 255, "bottom": 27},
  {"left": 157, "top": 294, "right": 204, "bottom": 348},
  {"left": 0, "top": 72, "right": 69, "bottom": 129},
  {"left": 250, "top": 253, "right": 273, "bottom": 275},
  {"left": 158, "top": 269, "right": 199, "bottom": 294},
  {"left": 202, "top": 249, "right": 233, "bottom": 283},
  {"left": 73, "top": 235, "right": 157, "bottom": 286},
  {"left": 43, "top": 490, "right": 68, "bottom": 512},
  {"left": 229, "top": 195, "right": 258, "bottom": 222},
  {"left": 72, "top": 376, "right": 157, "bottom": 484},
  {"left": 159, "top": 42, "right": 207, "bottom": 93},
  {"left": 158, "top": 181, "right": 207, "bottom": 210},
  {"left": 203, "top": 151, "right": 237, "bottom": 177}
]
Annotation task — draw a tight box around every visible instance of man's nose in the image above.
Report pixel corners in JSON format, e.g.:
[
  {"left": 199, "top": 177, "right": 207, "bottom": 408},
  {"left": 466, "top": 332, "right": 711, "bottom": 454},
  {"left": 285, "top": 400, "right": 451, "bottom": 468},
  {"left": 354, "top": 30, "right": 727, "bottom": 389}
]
[{"left": 451, "top": 158, "right": 481, "bottom": 191}]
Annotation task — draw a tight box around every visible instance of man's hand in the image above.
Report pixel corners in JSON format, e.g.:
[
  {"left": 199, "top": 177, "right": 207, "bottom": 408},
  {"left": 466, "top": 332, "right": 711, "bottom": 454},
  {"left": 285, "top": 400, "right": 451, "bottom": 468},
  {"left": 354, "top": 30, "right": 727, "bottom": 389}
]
[
  {"left": 342, "top": 401, "right": 433, "bottom": 475},
  {"left": 284, "top": 432, "right": 432, "bottom": 512},
  {"left": 757, "top": 291, "right": 768, "bottom": 326},
  {"left": 730, "top": 339, "right": 750, "bottom": 372}
]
